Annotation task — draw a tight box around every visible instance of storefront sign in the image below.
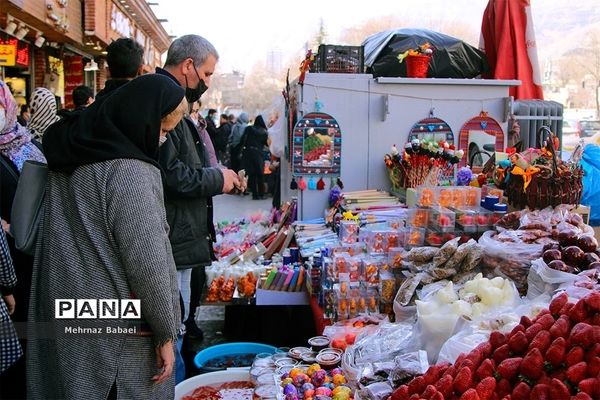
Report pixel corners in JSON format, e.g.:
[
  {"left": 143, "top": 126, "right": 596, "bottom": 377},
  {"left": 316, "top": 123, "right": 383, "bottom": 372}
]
[
  {"left": 0, "top": 43, "right": 17, "bottom": 66},
  {"left": 110, "top": 3, "right": 131, "bottom": 37}
]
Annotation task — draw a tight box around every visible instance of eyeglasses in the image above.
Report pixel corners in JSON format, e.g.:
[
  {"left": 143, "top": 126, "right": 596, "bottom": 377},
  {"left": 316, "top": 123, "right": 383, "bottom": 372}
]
[{"left": 191, "top": 109, "right": 200, "bottom": 114}]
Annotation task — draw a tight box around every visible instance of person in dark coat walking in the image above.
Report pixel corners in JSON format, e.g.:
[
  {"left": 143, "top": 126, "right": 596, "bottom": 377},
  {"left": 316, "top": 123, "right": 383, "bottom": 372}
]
[
  {"left": 241, "top": 115, "right": 269, "bottom": 199},
  {"left": 205, "top": 108, "right": 218, "bottom": 148},
  {"left": 215, "top": 113, "right": 232, "bottom": 165}
]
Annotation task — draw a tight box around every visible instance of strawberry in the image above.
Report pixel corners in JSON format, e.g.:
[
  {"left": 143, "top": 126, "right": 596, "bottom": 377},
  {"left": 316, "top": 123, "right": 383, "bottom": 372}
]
[
  {"left": 459, "top": 388, "right": 480, "bottom": 400},
  {"left": 548, "top": 378, "right": 570, "bottom": 399},
  {"left": 495, "top": 379, "right": 512, "bottom": 398},
  {"left": 570, "top": 322, "right": 595, "bottom": 349},
  {"left": 529, "top": 384, "right": 551, "bottom": 400},
  {"left": 407, "top": 375, "right": 425, "bottom": 395},
  {"left": 509, "top": 324, "right": 525, "bottom": 337},
  {"left": 534, "top": 308, "right": 551, "bottom": 320},
  {"left": 565, "top": 346, "right": 585, "bottom": 366},
  {"left": 587, "top": 356, "right": 600, "bottom": 377},
  {"left": 500, "top": 396, "right": 511, "bottom": 400},
  {"left": 444, "top": 365, "right": 457, "bottom": 378},
  {"left": 570, "top": 298, "right": 590, "bottom": 323},
  {"left": 458, "top": 359, "right": 475, "bottom": 373},
  {"left": 475, "top": 341, "right": 493, "bottom": 358},
  {"left": 559, "top": 302, "right": 574, "bottom": 316},
  {"left": 390, "top": 385, "right": 409, "bottom": 400},
  {"left": 454, "top": 366, "right": 474, "bottom": 394},
  {"left": 578, "top": 378, "right": 599, "bottom": 397},
  {"left": 422, "top": 363, "right": 449, "bottom": 386},
  {"left": 466, "top": 349, "right": 484, "bottom": 370},
  {"left": 587, "top": 344, "right": 600, "bottom": 360},
  {"left": 549, "top": 292, "right": 569, "bottom": 315},
  {"left": 524, "top": 323, "right": 542, "bottom": 342},
  {"left": 566, "top": 361, "right": 587, "bottom": 384},
  {"left": 528, "top": 330, "right": 552, "bottom": 354},
  {"left": 537, "top": 372, "right": 552, "bottom": 385},
  {"left": 548, "top": 369, "right": 566, "bottom": 382},
  {"left": 535, "top": 313, "right": 555, "bottom": 330},
  {"left": 421, "top": 384, "right": 438, "bottom": 399},
  {"left": 493, "top": 344, "right": 511, "bottom": 364},
  {"left": 519, "top": 315, "right": 532, "bottom": 328},
  {"left": 574, "top": 393, "right": 593, "bottom": 400},
  {"left": 510, "top": 382, "right": 530, "bottom": 400},
  {"left": 594, "top": 326, "right": 600, "bottom": 342},
  {"left": 520, "top": 348, "right": 544, "bottom": 379},
  {"left": 496, "top": 357, "right": 522, "bottom": 381},
  {"left": 408, "top": 394, "right": 420, "bottom": 400},
  {"left": 545, "top": 337, "right": 567, "bottom": 368},
  {"left": 435, "top": 374, "right": 453, "bottom": 399},
  {"left": 508, "top": 331, "right": 528, "bottom": 354},
  {"left": 476, "top": 359, "right": 496, "bottom": 380},
  {"left": 455, "top": 353, "right": 467, "bottom": 367},
  {"left": 490, "top": 331, "right": 507, "bottom": 350},
  {"left": 475, "top": 376, "right": 496, "bottom": 400},
  {"left": 430, "top": 392, "right": 444, "bottom": 400},
  {"left": 583, "top": 291, "right": 600, "bottom": 312},
  {"left": 549, "top": 316, "right": 571, "bottom": 339}
]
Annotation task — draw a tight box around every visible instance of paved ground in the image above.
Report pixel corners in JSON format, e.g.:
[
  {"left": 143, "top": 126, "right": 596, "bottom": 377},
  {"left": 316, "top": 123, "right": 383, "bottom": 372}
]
[{"left": 182, "top": 193, "right": 273, "bottom": 377}]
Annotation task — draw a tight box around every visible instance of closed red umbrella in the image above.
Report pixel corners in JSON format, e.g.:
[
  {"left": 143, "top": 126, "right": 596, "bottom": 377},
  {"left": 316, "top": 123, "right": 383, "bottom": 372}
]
[{"left": 481, "top": 0, "right": 544, "bottom": 99}]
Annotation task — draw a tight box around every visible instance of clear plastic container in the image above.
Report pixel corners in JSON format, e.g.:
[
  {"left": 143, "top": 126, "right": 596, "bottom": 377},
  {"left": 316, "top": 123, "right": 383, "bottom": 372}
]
[
  {"left": 454, "top": 208, "right": 479, "bottom": 233},
  {"left": 416, "top": 187, "right": 437, "bottom": 207},
  {"left": 476, "top": 208, "right": 493, "bottom": 232},
  {"left": 405, "top": 227, "right": 426, "bottom": 248},
  {"left": 388, "top": 247, "right": 407, "bottom": 269},
  {"left": 407, "top": 208, "right": 430, "bottom": 228},
  {"left": 426, "top": 230, "right": 457, "bottom": 247},
  {"left": 464, "top": 187, "right": 482, "bottom": 208},
  {"left": 429, "top": 206, "right": 456, "bottom": 232},
  {"left": 339, "top": 220, "right": 359, "bottom": 244}
]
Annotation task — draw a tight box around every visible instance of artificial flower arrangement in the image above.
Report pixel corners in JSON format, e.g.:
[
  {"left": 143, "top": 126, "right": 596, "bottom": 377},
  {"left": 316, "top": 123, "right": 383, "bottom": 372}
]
[
  {"left": 384, "top": 139, "right": 465, "bottom": 190},
  {"left": 397, "top": 42, "right": 433, "bottom": 64}
]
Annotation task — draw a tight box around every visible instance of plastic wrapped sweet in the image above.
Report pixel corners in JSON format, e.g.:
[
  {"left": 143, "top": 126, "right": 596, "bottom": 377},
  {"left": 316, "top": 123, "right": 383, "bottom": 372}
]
[
  {"left": 444, "top": 239, "right": 477, "bottom": 270},
  {"left": 432, "top": 237, "right": 460, "bottom": 267},
  {"left": 407, "top": 246, "right": 439, "bottom": 263}
]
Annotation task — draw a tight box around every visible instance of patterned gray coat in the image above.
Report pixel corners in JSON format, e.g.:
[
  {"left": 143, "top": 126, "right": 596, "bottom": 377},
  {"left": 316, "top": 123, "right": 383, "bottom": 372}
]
[{"left": 27, "top": 159, "right": 180, "bottom": 399}]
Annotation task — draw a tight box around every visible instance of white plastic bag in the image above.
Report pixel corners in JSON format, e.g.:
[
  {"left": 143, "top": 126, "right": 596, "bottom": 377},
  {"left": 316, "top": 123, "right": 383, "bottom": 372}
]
[
  {"left": 527, "top": 258, "right": 579, "bottom": 299},
  {"left": 437, "top": 327, "right": 489, "bottom": 365}
]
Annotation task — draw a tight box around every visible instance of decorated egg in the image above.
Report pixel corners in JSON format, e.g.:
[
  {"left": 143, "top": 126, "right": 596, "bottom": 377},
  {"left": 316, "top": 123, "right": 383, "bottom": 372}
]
[
  {"left": 289, "top": 368, "right": 303, "bottom": 380},
  {"left": 281, "top": 377, "right": 293, "bottom": 387},
  {"left": 332, "top": 386, "right": 352, "bottom": 396},
  {"left": 332, "top": 374, "right": 346, "bottom": 386},
  {"left": 332, "top": 393, "right": 350, "bottom": 400},
  {"left": 284, "top": 383, "right": 298, "bottom": 396},
  {"left": 293, "top": 373, "right": 309, "bottom": 386},
  {"left": 302, "top": 383, "right": 315, "bottom": 392},
  {"left": 330, "top": 368, "right": 343, "bottom": 376},
  {"left": 311, "top": 369, "right": 327, "bottom": 386},
  {"left": 285, "top": 394, "right": 299, "bottom": 400},
  {"left": 315, "top": 386, "right": 333, "bottom": 397},
  {"left": 307, "top": 363, "right": 321, "bottom": 377}
]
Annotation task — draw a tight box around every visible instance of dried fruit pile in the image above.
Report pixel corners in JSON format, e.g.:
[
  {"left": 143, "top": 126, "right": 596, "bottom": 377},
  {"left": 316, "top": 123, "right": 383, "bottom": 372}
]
[{"left": 390, "top": 291, "right": 600, "bottom": 399}]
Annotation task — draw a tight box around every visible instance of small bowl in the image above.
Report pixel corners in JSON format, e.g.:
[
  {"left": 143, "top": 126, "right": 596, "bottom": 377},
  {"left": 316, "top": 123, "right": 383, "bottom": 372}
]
[
  {"left": 274, "top": 357, "right": 297, "bottom": 368},
  {"left": 288, "top": 346, "right": 310, "bottom": 361},
  {"left": 254, "top": 385, "right": 278, "bottom": 400},
  {"left": 256, "top": 372, "right": 276, "bottom": 386},
  {"left": 319, "top": 347, "right": 343, "bottom": 356},
  {"left": 300, "top": 350, "right": 318, "bottom": 364},
  {"left": 308, "top": 335, "right": 331, "bottom": 351},
  {"left": 315, "top": 351, "right": 341, "bottom": 370}
]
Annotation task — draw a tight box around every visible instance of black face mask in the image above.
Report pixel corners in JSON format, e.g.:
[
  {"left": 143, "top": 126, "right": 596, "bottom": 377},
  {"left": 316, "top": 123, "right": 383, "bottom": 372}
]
[{"left": 184, "top": 62, "right": 208, "bottom": 103}]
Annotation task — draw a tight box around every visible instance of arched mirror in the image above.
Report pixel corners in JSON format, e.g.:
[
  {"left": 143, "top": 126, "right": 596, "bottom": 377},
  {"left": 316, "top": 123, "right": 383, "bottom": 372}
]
[
  {"left": 458, "top": 112, "right": 505, "bottom": 171},
  {"left": 292, "top": 112, "right": 342, "bottom": 176}
]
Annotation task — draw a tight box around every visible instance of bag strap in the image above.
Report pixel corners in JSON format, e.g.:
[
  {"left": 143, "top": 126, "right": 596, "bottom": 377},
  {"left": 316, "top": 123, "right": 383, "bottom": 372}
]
[{"left": 0, "top": 155, "right": 19, "bottom": 183}]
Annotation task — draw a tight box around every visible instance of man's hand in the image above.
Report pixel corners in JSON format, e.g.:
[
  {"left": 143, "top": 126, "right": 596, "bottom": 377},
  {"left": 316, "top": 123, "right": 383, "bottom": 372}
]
[
  {"left": 1, "top": 219, "right": 9, "bottom": 234},
  {"left": 221, "top": 169, "right": 241, "bottom": 194},
  {"left": 3, "top": 295, "right": 15, "bottom": 315},
  {"left": 152, "top": 341, "right": 175, "bottom": 384}
]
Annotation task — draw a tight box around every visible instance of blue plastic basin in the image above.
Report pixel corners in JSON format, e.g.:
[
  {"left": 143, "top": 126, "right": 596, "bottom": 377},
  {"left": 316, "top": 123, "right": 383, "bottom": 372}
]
[{"left": 194, "top": 342, "right": 277, "bottom": 372}]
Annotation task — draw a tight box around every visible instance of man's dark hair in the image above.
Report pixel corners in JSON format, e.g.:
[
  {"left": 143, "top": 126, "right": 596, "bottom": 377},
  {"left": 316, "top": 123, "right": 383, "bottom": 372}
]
[
  {"left": 220, "top": 113, "right": 228, "bottom": 120},
  {"left": 20, "top": 104, "right": 29, "bottom": 114},
  {"left": 106, "top": 38, "right": 144, "bottom": 79},
  {"left": 72, "top": 85, "right": 94, "bottom": 107},
  {"left": 208, "top": 109, "right": 217, "bottom": 116},
  {"left": 228, "top": 114, "right": 236, "bottom": 122}
]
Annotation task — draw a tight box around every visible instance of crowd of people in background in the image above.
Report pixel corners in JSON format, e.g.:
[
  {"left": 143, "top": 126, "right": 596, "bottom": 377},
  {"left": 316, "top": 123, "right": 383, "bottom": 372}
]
[{"left": 0, "top": 33, "right": 282, "bottom": 399}]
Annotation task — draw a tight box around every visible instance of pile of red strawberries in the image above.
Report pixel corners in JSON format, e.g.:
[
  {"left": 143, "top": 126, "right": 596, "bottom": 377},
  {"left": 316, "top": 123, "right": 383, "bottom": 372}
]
[{"left": 391, "top": 291, "right": 600, "bottom": 400}]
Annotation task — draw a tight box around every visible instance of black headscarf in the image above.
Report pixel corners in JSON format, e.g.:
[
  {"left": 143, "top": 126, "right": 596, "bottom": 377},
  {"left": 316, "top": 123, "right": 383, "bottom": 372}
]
[
  {"left": 254, "top": 115, "right": 267, "bottom": 130},
  {"left": 43, "top": 74, "right": 185, "bottom": 173}
]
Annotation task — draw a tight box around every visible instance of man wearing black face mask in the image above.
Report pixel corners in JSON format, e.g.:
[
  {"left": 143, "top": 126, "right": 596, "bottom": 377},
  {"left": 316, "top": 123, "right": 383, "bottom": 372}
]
[{"left": 156, "top": 35, "right": 241, "bottom": 366}]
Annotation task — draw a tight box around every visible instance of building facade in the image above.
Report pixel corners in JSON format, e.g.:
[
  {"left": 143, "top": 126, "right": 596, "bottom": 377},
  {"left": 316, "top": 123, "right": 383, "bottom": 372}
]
[{"left": 0, "top": 0, "right": 170, "bottom": 109}]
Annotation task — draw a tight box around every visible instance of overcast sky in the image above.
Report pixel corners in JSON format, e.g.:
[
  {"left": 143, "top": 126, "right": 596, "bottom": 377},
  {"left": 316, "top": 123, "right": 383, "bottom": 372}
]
[{"left": 152, "top": 0, "right": 576, "bottom": 74}]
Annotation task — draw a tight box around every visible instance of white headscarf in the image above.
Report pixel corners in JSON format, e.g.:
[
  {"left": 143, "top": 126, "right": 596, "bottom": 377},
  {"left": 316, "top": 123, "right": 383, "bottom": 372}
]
[{"left": 28, "top": 87, "right": 60, "bottom": 141}]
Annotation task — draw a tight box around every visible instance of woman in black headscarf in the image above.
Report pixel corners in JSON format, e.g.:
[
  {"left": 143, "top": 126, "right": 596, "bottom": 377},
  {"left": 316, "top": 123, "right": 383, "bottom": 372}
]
[
  {"left": 241, "top": 115, "right": 269, "bottom": 199},
  {"left": 27, "top": 74, "right": 187, "bottom": 400}
]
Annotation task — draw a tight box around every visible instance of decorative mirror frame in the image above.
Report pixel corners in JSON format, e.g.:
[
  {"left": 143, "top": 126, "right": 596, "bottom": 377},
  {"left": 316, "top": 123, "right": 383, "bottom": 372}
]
[
  {"left": 292, "top": 112, "right": 342, "bottom": 176},
  {"left": 408, "top": 115, "right": 455, "bottom": 145},
  {"left": 458, "top": 112, "right": 504, "bottom": 168}
]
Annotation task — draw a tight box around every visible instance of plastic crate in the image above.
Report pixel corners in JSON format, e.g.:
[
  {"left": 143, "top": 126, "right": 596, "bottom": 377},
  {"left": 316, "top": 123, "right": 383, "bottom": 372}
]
[{"left": 315, "top": 45, "right": 364, "bottom": 73}]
